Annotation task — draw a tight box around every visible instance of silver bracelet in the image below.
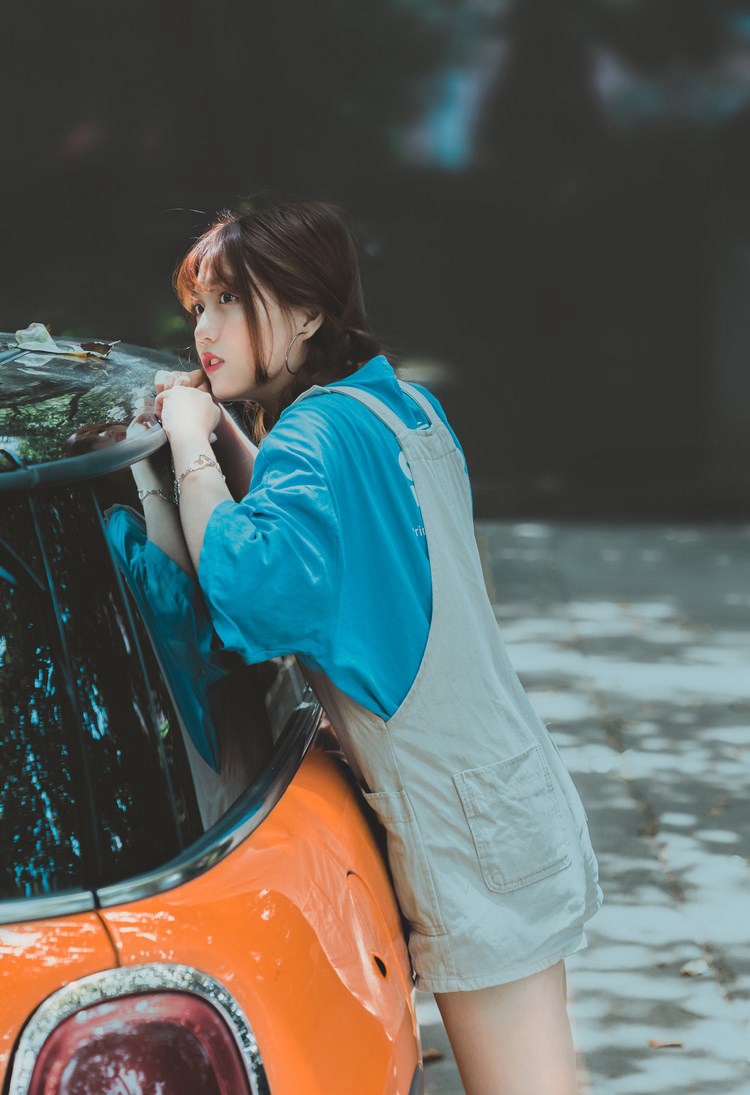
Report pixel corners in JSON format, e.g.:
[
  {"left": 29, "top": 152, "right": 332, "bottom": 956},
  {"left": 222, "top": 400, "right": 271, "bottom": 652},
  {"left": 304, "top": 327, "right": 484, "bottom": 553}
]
[
  {"left": 175, "top": 453, "right": 226, "bottom": 498},
  {"left": 137, "top": 486, "right": 176, "bottom": 505}
]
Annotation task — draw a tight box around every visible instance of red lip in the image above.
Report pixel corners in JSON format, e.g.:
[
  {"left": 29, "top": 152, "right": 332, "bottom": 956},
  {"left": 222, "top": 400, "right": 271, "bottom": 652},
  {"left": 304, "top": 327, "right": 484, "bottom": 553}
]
[{"left": 201, "top": 352, "right": 224, "bottom": 374}]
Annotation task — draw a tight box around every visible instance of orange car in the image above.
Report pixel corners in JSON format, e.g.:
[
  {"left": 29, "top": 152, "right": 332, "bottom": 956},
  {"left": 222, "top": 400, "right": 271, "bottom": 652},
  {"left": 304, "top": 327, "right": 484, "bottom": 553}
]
[{"left": 0, "top": 335, "right": 423, "bottom": 1094}]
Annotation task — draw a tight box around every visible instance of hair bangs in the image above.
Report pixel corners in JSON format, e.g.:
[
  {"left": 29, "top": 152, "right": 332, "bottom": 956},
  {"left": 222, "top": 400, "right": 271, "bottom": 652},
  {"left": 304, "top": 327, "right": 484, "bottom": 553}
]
[{"left": 173, "top": 219, "right": 246, "bottom": 313}]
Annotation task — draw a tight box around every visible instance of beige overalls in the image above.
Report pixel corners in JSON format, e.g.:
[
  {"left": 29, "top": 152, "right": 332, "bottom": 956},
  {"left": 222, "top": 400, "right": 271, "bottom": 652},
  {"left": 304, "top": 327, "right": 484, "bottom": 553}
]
[{"left": 295, "top": 379, "right": 603, "bottom": 993}]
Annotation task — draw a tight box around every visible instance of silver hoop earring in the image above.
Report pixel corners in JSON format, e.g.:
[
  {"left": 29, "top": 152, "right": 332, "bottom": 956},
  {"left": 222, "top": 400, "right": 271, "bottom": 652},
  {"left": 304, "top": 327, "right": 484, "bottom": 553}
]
[{"left": 284, "top": 332, "right": 306, "bottom": 375}]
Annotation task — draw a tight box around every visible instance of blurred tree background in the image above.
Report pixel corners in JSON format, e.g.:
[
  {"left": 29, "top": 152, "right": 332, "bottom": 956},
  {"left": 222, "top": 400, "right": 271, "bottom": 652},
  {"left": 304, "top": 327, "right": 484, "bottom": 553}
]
[{"left": 2, "top": 0, "right": 749, "bottom": 518}]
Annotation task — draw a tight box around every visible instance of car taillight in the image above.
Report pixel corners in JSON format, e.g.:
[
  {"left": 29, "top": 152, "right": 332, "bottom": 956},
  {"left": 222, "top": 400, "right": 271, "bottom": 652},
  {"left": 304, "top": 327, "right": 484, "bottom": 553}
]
[{"left": 27, "top": 992, "right": 254, "bottom": 1095}]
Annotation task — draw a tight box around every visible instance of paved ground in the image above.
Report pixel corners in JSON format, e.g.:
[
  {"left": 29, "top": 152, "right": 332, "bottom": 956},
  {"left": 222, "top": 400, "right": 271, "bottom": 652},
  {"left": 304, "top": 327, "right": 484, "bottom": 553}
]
[{"left": 418, "top": 520, "right": 750, "bottom": 1095}]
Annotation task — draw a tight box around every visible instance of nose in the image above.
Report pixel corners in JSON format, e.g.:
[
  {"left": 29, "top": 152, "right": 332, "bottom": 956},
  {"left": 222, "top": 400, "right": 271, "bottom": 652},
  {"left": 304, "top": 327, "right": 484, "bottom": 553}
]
[{"left": 195, "top": 310, "right": 215, "bottom": 344}]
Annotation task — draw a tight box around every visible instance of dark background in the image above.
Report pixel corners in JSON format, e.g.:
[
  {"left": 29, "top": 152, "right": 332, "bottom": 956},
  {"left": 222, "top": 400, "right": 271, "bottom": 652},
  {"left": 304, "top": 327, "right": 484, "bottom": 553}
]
[{"left": 2, "top": 0, "right": 749, "bottom": 519}]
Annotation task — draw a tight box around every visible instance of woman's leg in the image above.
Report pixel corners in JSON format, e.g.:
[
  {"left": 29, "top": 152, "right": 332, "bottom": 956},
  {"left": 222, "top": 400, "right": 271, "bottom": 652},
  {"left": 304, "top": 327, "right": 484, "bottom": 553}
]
[{"left": 434, "top": 959, "right": 578, "bottom": 1095}]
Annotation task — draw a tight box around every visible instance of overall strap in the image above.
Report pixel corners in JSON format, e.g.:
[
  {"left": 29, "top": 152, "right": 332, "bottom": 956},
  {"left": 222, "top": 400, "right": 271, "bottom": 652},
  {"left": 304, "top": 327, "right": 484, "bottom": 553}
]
[
  {"left": 292, "top": 383, "right": 413, "bottom": 439},
  {"left": 293, "top": 380, "right": 447, "bottom": 439},
  {"left": 396, "top": 380, "right": 442, "bottom": 427}
]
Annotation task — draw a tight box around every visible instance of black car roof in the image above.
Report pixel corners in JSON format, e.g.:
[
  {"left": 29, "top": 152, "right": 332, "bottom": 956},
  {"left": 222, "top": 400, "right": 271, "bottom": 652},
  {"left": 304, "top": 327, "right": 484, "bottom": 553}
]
[{"left": 0, "top": 333, "right": 178, "bottom": 491}]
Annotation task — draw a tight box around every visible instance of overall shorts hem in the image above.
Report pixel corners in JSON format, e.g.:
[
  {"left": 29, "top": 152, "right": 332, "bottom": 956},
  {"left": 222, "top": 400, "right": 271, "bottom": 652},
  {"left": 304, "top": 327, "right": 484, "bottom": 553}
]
[{"left": 413, "top": 928, "right": 590, "bottom": 994}]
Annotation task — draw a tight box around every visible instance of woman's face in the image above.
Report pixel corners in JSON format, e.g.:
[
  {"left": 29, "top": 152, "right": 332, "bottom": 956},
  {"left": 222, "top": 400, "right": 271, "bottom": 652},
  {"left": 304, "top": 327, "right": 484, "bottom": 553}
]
[{"left": 192, "top": 268, "right": 319, "bottom": 409}]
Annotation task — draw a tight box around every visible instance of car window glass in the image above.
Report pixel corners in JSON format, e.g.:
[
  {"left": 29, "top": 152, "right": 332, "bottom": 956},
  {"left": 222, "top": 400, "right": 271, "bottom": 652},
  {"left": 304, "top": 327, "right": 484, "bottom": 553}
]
[
  {"left": 0, "top": 496, "right": 86, "bottom": 901},
  {"left": 30, "top": 485, "right": 202, "bottom": 887}
]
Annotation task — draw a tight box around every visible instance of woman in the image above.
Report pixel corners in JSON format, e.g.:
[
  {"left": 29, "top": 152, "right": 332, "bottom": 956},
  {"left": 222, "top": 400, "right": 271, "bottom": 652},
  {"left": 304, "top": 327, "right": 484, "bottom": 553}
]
[{"left": 154, "top": 198, "right": 603, "bottom": 1095}]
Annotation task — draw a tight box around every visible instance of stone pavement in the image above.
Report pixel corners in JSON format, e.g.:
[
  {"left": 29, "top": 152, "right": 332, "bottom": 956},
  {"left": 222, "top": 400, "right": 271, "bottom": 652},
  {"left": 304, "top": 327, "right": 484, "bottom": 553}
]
[{"left": 418, "top": 520, "right": 750, "bottom": 1095}]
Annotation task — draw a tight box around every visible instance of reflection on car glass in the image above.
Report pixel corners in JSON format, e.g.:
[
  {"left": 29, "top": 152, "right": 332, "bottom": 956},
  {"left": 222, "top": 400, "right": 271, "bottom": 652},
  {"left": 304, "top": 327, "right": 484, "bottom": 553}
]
[
  {"left": 13, "top": 353, "right": 59, "bottom": 372},
  {"left": 0, "top": 447, "right": 23, "bottom": 470},
  {"left": 100, "top": 499, "right": 280, "bottom": 831},
  {"left": 104, "top": 504, "right": 225, "bottom": 772},
  {"left": 31, "top": 484, "right": 201, "bottom": 884},
  {"left": 0, "top": 494, "right": 85, "bottom": 900},
  {"left": 0, "top": 536, "right": 46, "bottom": 592},
  {"left": 265, "top": 657, "right": 309, "bottom": 744}
]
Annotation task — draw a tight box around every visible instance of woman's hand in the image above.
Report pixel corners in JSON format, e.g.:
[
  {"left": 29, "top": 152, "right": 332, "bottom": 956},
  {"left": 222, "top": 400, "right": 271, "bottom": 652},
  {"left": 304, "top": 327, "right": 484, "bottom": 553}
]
[
  {"left": 151, "top": 365, "right": 257, "bottom": 504},
  {"left": 154, "top": 367, "right": 208, "bottom": 395},
  {"left": 127, "top": 399, "right": 165, "bottom": 492},
  {"left": 154, "top": 379, "right": 221, "bottom": 442}
]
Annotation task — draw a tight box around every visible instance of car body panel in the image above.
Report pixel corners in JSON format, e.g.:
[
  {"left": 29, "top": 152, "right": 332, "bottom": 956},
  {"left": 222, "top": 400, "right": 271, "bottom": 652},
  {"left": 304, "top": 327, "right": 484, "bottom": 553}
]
[
  {"left": 99, "top": 748, "right": 419, "bottom": 1095},
  {"left": 0, "top": 912, "right": 117, "bottom": 1078}
]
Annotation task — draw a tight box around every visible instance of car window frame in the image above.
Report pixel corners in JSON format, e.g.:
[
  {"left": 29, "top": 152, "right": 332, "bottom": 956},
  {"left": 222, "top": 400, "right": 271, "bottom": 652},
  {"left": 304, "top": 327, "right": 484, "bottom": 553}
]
[{"left": 0, "top": 427, "right": 167, "bottom": 494}]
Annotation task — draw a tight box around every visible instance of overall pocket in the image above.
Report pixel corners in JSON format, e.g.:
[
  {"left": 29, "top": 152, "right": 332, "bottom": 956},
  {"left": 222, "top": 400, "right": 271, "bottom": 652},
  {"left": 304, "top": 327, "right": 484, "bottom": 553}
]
[
  {"left": 453, "top": 743, "right": 571, "bottom": 894},
  {"left": 361, "top": 787, "right": 447, "bottom": 937}
]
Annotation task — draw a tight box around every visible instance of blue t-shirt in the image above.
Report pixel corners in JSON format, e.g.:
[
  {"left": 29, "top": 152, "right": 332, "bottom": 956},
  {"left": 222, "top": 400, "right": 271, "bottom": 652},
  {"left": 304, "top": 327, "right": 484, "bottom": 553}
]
[{"left": 198, "top": 356, "right": 466, "bottom": 719}]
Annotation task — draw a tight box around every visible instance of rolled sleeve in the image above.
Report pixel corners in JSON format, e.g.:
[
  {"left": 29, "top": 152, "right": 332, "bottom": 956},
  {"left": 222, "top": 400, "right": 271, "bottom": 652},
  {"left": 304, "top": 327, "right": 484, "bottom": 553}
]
[{"left": 198, "top": 428, "right": 341, "bottom": 666}]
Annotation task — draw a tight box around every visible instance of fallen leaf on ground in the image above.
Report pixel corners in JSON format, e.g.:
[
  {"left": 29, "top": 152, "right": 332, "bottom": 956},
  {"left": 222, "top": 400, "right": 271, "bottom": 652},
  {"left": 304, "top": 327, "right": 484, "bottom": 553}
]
[
  {"left": 648, "top": 1039, "right": 683, "bottom": 1049},
  {"left": 422, "top": 1047, "right": 444, "bottom": 1063}
]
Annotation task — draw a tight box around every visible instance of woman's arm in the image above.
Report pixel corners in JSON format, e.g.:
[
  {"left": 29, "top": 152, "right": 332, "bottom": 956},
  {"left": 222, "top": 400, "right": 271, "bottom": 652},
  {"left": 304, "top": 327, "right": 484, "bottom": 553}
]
[
  {"left": 171, "top": 433, "right": 231, "bottom": 573},
  {"left": 154, "top": 384, "right": 231, "bottom": 575},
  {"left": 131, "top": 466, "right": 195, "bottom": 578},
  {"left": 127, "top": 414, "right": 196, "bottom": 578},
  {"left": 155, "top": 368, "right": 257, "bottom": 499},
  {"left": 212, "top": 403, "right": 258, "bottom": 499}
]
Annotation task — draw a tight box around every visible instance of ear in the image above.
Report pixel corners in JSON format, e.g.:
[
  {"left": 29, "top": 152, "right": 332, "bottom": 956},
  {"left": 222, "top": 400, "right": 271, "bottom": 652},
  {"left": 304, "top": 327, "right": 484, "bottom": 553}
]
[{"left": 300, "top": 310, "right": 324, "bottom": 339}]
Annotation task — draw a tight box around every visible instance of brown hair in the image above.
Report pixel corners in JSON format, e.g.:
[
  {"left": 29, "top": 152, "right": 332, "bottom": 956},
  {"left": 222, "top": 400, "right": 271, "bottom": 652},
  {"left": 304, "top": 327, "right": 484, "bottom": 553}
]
[{"left": 174, "top": 199, "right": 385, "bottom": 439}]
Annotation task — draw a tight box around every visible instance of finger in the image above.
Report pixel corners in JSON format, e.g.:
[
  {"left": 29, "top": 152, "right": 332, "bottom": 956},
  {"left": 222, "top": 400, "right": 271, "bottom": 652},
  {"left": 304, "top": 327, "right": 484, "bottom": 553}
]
[
  {"left": 154, "top": 369, "right": 190, "bottom": 393},
  {"left": 154, "top": 369, "right": 174, "bottom": 393},
  {"left": 188, "top": 367, "right": 206, "bottom": 388}
]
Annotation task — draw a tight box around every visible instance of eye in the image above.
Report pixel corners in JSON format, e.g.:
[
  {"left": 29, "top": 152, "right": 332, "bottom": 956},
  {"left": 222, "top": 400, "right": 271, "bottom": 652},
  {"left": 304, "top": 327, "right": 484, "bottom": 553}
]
[
  {"left": 219, "top": 291, "right": 238, "bottom": 304},
  {"left": 192, "top": 301, "right": 204, "bottom": 316}
]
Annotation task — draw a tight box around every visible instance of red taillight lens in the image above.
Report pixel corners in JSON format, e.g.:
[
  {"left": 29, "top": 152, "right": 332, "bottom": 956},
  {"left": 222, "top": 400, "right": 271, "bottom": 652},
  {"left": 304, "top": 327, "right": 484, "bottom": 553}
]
[{"left": 28, "top": 992, "right": 254, "bottom": 1095}]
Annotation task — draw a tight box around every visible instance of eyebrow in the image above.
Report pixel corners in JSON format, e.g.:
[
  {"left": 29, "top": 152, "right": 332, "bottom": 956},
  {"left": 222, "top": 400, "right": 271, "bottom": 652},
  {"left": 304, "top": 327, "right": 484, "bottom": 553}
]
[{"left": 193, "top": 280, "right": 221, "bottom": 297}]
